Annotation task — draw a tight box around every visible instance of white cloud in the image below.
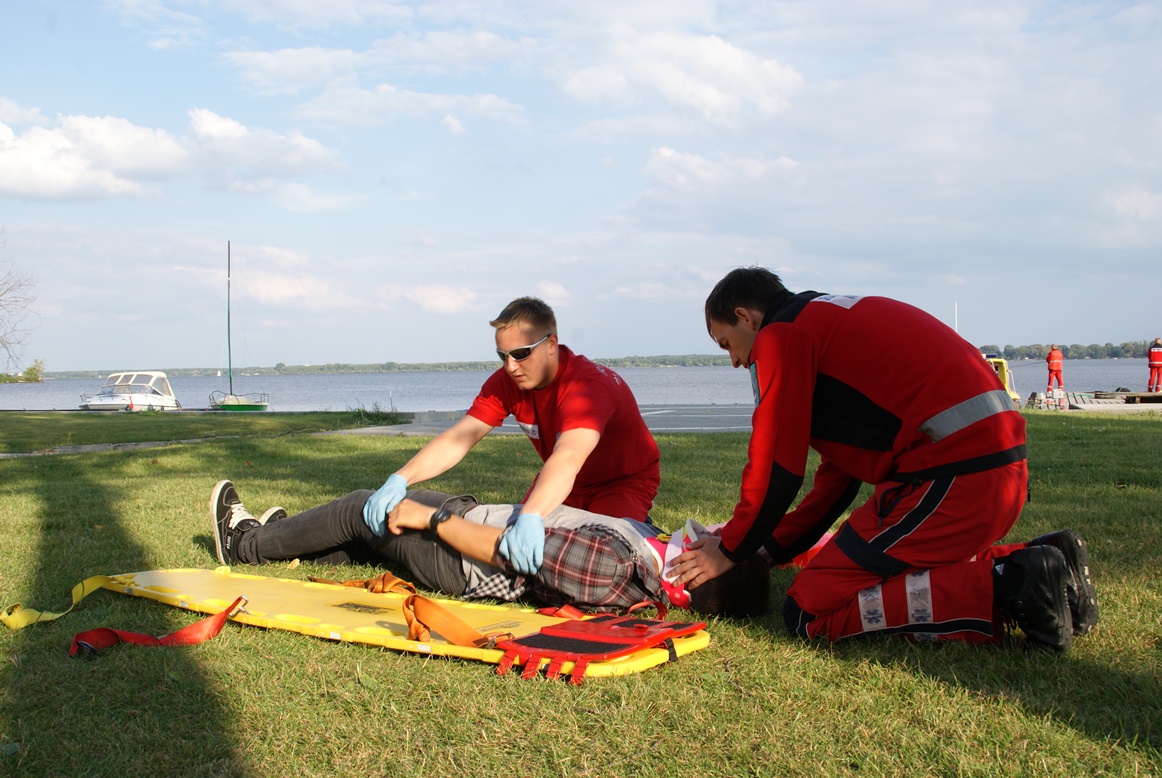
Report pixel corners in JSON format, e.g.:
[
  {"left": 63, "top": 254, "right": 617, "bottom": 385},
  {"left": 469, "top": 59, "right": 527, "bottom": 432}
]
[
  {"left": 573, "top": 113, "right": 693, "bottom": 144},
  {"left": 105, "top": 0, "right": 206, "bottom": 47},
  {"left": 642, "top": 147, "right": 787, "bottom": 190},
  {"left": 245, "top": 245, "right": 312, "bottom": 269},
  {"left": 187, "top": 108, "right": 342, "bottom": 190},
  {"left": 220, "top": 0, "right": 413, "bottom": 29},
  {"left": 404, "top": 284, "right": 477, "bottom": 314},
  {"left": 0, "top": 107, "right": 342, "bottom": 201},
  {"left": 0, "top": 116, "right": 186, "bottom": 199},
  {"left": 560, "top": 31, "right": 802, "bottom": 127},
  {"left": 236, "top": 268, "right": 365, "bottom": 310},
  {"left": 1111, "top": 187, "right": 1162, "bottom": 222},
  {"left": 535, "top": 281, "right": 571, "bottom": 306},
  {"left": 440, "top": 114, "right": 466, "bottom": 135},
  {"left": 612, "top": 283, "right": 675, "bottom": 299},
  {"left": 112, "top": 0, "right": 414, "bottom": 33},
  {"left": 296, "top": 82, "right": 524, "bottom": 126},
  {"left": 224, "top": 48, "right": 365, "bottom": 94},
  {"left": 222, "top": 32, "right": 535, "bottom": 96},
  {"left": 0, "top": 98, "right": 47, "bottom": 125},
  {"left": 270, "top": 183, "right": 359, "bottom": 212},
  {"left": 643, "top": 147, "right": 720, "bottom": 188},
  {"left": 367, "top": 282, "right": 479, "bottom": 314},
  {"left": 367, "top": 30, "right": 536, "bottom": 74}
]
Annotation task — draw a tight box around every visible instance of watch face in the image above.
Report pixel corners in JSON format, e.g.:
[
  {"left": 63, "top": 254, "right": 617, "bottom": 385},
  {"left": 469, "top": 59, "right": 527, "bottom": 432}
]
[{"left": 429, "top": 508, "right": 452, "bottom": 532}]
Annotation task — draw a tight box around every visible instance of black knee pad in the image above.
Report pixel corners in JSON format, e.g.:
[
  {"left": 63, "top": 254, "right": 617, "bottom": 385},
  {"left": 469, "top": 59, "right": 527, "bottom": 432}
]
[{"left": 782, "top": 595, "right": 816, "bottom": 638}]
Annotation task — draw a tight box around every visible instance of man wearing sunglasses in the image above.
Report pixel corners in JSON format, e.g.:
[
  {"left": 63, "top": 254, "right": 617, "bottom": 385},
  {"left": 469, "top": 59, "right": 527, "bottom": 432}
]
[{"left": 363, "top": 297, "right": 660, "bottom": 576}]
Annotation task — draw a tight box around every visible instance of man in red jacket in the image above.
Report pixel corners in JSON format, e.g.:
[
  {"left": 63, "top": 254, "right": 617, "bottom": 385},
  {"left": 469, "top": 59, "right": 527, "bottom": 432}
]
[
  {"left": 1046, "top": 345, "right": 1065, "bottom": 392},
  {"left": 1148, "top": 338, "right": 1162, "bottom": 392},
  {"left": 670, "top": 267, "right": 1097, "bottom": 652}
]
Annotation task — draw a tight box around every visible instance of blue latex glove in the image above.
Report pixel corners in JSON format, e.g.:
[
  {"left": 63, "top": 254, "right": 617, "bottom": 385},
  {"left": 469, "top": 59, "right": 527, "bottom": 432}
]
[
  {"left": 497, "top": 512, "right": 544, "bottom": 575},
  {"left": 362, "top": 473, "right": 408, "bottom": 537}
]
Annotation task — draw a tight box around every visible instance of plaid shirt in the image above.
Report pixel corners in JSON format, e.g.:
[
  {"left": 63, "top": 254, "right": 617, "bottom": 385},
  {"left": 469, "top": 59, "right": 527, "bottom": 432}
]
[{"left": 465, "top": 524, "right": 662, "bottom": 612}]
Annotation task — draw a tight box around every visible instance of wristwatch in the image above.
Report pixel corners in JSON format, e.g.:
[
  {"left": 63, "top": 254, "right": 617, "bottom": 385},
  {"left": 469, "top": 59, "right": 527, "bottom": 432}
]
[{"left": 429, "top": 508, "right": 453, "bottom": 533}]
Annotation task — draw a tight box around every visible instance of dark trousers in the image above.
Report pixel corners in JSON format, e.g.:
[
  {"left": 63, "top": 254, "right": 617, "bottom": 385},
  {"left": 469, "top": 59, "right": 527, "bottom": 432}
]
[{"left": 235, "top": 489, "right": 470, "bottom": 595}]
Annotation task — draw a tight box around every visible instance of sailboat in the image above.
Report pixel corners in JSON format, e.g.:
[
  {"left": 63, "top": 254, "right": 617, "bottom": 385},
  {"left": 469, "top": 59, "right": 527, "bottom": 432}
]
[{"left": 210, "top": 241, "right": 270, "bottom": 412}]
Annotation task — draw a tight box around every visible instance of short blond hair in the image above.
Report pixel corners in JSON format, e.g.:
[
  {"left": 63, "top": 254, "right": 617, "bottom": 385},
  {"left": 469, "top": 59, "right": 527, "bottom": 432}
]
[{"left": 490, "top": 297, "right": 557, "bottom": 334}]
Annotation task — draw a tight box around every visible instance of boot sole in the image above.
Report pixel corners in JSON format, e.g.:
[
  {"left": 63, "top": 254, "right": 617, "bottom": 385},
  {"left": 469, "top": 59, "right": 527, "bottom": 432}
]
[
  {"left": 1029, "top": 530, "right": 1099, "bottom": 635},
  {"left": 209, "top": 480, "right": 234, "bottom": 565}
]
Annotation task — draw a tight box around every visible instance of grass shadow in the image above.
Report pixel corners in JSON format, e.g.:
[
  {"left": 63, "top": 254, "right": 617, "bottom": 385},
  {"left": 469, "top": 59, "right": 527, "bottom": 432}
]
[
  {"left": 740, "top": 568, "right": 1161, "bottom": 756},
  {"left": 1, "top": 453, "right": 249, "bottom": 776}
]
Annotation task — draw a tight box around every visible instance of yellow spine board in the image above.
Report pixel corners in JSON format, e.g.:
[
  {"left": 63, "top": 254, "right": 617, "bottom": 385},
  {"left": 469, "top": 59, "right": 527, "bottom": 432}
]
[{"left": 103, "top": 568, "right": 710, "bottom": 678}]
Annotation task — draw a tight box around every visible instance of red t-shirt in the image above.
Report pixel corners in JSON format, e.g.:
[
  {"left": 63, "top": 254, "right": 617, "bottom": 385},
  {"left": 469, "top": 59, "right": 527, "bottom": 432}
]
[{"left": 467, "top": 346, "right": 660, "bottom": 514}]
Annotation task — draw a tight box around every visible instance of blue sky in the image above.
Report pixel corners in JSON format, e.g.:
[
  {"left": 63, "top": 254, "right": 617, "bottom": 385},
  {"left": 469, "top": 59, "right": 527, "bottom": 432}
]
[{"left": 1, "top": 1, "right": 1159, "bottom": 372}]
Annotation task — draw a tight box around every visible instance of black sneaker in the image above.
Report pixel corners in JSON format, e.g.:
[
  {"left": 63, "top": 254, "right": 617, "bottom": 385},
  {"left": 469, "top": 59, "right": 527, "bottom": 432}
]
[
  {"left": 210, "top": 480, "right": 260, "bottom": 565},
  {"left": 1027, "top": 529, "right": 1098, "bottom": 635},
  {"left": 994, "top": 545, "right": 1073, "bottom": 653},
  {"left": 259, "top": 506, "right": 287, "bottom": 525}
]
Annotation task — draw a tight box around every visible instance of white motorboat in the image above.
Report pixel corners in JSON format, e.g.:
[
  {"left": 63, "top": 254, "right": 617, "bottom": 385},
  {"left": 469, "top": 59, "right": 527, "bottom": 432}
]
[{"left": 80, "top": 371, "right": 182, "bottom": 412}]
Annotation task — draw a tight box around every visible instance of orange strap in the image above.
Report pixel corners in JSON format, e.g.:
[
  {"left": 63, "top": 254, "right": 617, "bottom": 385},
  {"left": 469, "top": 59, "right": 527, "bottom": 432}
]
[
  {"left": 626, "top": 600, "right": 668, "bottom": 620},
  {"left": 69, "top": 596, "right": 247, "bottom": 657},
  {"left": 307, "top": 572, "right": 417, "bottom": 595},
  {"left": 402, "top": 594, "right": 506, "bottom": 648},
  {"left": 310, "top": 572, "right": 508, "bottom": 648}
]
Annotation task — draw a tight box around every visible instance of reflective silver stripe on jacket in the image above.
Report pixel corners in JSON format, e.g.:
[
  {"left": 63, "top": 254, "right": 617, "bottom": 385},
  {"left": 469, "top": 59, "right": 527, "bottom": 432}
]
[{"left": 919, "top": 389, "right": 1013, "bottom": 443}]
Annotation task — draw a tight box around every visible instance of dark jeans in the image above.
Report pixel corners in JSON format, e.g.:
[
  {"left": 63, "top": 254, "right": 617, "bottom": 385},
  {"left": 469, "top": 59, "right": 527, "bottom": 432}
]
[{"left": 235, "top": 489, "right": 472, "bottom": 596}]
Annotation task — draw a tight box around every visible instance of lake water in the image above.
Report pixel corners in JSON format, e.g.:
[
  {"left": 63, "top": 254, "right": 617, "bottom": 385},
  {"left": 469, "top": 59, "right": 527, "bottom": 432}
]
[{"left": 0, "top": 359, "right": 1150, "bottom": 412}]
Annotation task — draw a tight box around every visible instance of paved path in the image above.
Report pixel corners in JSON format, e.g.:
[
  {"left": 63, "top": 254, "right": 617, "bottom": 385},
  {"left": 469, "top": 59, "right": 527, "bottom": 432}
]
[
  {"left": 9, "top": 400, "right": 1155, "bottom": 459},
  {"left": 325, "top": 403, "right": 756, "bottom": 438}
]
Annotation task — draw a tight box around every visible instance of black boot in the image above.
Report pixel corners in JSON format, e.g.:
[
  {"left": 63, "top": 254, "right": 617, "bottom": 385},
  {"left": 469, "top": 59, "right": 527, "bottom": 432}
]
[
  {"left": 1027, "top": 529, "right": 1098, "bottom": 635},
  {"left": 993, "top": 546, "right": 1072, "bottom": 653}
]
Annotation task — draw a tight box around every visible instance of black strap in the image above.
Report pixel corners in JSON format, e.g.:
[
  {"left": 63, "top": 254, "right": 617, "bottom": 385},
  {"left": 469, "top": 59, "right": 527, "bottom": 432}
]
[{"left": 892, "top": 445, "right": 1026, "bottom": 482}]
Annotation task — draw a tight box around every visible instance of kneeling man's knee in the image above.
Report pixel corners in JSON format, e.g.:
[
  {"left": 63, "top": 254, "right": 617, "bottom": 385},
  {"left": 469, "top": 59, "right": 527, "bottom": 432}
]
[{"left": 782, "top": 595, "right": 816, "bottom": 638}]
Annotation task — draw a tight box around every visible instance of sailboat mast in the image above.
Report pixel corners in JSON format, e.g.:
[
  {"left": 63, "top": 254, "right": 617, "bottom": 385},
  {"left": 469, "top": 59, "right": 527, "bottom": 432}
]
[{"left": 227, "top": 241, "right": 234, "bottom": 396}]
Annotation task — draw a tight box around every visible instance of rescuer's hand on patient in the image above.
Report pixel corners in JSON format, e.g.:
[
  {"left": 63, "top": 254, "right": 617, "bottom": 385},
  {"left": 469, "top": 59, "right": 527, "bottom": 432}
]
[
  {"left": 363, "top": 473, "right": 408, "bottom": 536},
  {"left": 497, "top": 512, "right": 544, "bottom": 575},
  {"left": 385, "top": 499, "right": 429, "bottom": 535},
  {"left": 671, "top": 536, "right": 735, "bottom": 589}
]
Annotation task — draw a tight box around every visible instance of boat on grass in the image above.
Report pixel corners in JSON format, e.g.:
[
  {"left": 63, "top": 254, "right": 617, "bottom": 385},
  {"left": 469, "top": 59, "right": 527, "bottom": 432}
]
[
  {"left": 210, "top": 241, "right": 269, "bottom": 412},
  {"left": 80, "top": 371, "right": 181, "bottom": 412}
]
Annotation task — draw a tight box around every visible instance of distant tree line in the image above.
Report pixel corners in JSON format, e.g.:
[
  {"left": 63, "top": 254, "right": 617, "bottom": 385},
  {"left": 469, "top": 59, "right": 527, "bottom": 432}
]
[
  {"left": 41, "top": 345, "right": 1161, "bottom": 381},
  {"left": 43, "top": 354, "right": 733, "bottom": 379},
  {"left": 978, "top": 342, "right": 1155, "bottom": 360}
]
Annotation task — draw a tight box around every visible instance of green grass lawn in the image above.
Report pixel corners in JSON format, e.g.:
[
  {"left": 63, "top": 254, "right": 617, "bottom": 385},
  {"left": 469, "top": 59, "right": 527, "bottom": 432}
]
[
  {"left": 1, "top": 411, "right": 1159, "bottom": 776},
  {"left": 0, "top": 409, "right": 399, "bottom": 454}
]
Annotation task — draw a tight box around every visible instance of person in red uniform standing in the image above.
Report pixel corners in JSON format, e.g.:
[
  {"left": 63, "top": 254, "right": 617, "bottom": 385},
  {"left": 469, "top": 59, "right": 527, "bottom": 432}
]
[
  {"left": 670, "top": 267, "right": 1098, "bottom": 651},
  {"left": 1046, "top": 344, "right": 1065, "bottom": 393},
  {"left": 1148, "top": 338, "right": 1162, "bottom": 393},
  {"left": 362, "top": 297, "right": 660, "bottom": 576}
]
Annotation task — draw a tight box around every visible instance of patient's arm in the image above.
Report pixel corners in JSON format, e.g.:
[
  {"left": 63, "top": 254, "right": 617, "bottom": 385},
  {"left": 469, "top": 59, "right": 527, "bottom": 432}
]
[{"left": 387, "top": 497, "right": 503, "bottom": 567}]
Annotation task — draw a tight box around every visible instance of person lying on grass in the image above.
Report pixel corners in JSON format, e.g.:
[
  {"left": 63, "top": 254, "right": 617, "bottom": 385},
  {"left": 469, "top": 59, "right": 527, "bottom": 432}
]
[{"left": 210, "top": 480, "right": 767, "bottom": 618}]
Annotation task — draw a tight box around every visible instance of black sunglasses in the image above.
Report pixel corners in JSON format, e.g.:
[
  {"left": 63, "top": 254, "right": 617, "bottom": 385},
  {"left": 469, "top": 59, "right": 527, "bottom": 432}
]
[{"left": 496, "top": 333, "right": 552, "bottom": 363}]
